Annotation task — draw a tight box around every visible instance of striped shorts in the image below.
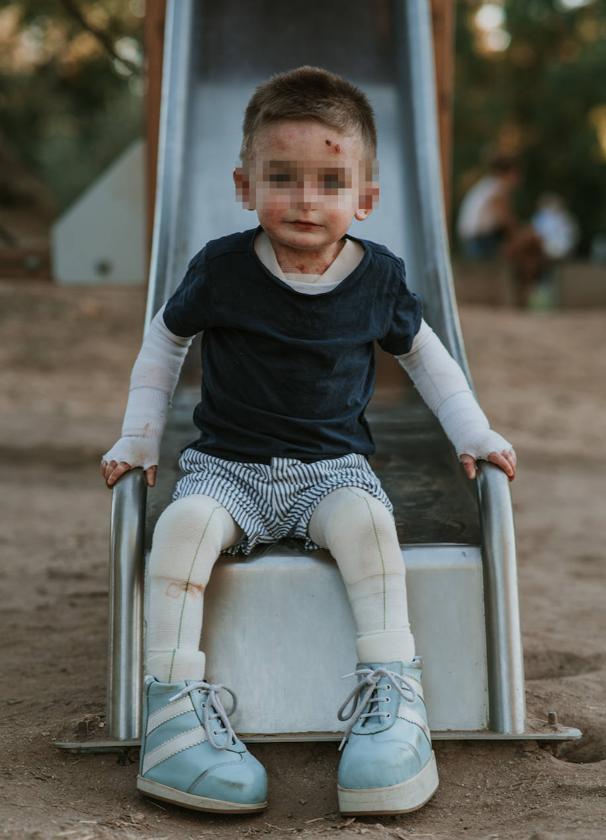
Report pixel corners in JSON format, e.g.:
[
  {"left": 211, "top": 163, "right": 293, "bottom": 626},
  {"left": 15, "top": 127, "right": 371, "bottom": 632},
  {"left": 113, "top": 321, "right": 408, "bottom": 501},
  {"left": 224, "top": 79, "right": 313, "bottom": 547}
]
[{"left": 172, "top": 448, "right": 394, "bottom": 556}]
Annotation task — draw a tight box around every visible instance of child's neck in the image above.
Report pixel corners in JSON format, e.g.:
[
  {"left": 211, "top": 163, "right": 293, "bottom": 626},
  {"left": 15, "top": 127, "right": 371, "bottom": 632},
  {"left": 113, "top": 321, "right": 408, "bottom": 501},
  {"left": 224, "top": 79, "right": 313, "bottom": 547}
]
[{"left": 269, "top": 237, "right": 345, "bottom": 275}]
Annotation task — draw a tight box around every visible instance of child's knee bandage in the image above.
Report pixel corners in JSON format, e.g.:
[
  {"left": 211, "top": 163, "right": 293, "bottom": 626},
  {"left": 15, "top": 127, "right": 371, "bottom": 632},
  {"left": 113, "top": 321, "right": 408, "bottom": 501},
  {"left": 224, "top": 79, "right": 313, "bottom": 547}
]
[
  {"left": 309, "top": 488, "right": 416, "bottom": 662},
  {"left": 145, "top": 495, "right": 242, "bottom": 682}
]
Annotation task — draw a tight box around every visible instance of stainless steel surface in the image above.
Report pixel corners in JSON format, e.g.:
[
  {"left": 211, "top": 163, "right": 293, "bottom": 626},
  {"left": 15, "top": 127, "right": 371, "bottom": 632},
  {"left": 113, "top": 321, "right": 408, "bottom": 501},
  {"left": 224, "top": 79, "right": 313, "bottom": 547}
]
[
  {"left": 53, "top": 721, "right": 583, "bottom": 754},
  {"left": 239, "top": 726, "right": 584, "bottom": 743},
  {"left": 54, "top": 724, "right": 583, "bottom": 753},
  {"left": 106, "top": 470, "right": 146, "bottom": 741},
  {"left": 101, "top": 0, "right": 526, "bottom": 745},
  {"left": 145, "top": 0, "right": 194, "bottom": 327},
  {"left": 393, "top": 1, "right": 467, "bottom": 361},
  {"left": 201, "top": 543, "right": 488, "bottom": 735},
  {"left": 477, "top": 463, "right": 526, "bottom": 734},
  {"left": 55, "top": 740, "right": 140, "bottom": 754}
]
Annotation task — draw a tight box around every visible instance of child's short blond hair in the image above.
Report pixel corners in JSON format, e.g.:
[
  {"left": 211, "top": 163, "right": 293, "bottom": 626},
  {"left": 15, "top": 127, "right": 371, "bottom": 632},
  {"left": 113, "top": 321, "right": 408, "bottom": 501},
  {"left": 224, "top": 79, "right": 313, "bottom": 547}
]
[{"left": 240, "top": 65, "right": 377, "bottom": 164}]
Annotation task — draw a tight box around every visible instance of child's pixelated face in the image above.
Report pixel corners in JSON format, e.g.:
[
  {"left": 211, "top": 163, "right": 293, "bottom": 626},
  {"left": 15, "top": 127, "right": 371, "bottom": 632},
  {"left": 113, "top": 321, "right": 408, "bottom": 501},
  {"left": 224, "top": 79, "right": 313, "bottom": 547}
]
[{"left": 234, "top": 120, "right": 378, "bottom": 252}]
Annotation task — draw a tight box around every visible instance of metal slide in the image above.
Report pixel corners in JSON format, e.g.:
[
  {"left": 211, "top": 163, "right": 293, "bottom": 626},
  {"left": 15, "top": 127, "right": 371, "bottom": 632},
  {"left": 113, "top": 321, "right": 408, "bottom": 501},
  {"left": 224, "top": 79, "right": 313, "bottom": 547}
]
[{"left": 57, "top": 0, "right": 580, "bottom": 751}]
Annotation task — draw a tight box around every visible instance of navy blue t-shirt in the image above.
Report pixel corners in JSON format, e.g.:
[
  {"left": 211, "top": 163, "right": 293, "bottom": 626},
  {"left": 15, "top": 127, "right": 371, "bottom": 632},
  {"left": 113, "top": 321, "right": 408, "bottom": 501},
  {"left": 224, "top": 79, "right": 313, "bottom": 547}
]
[{"left": 163, "top": 226, "right": 422, "bottom": 463}]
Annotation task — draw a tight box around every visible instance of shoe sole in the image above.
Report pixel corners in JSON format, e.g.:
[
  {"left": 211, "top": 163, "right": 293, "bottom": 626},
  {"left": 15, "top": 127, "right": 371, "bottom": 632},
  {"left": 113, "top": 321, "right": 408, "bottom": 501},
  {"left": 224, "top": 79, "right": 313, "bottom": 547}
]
[
  {"left": 137, "top": 775, "right": 268, "bottom": 814},
  {"left": 337, "top": 751, "right": 439, "bottom": 815}
]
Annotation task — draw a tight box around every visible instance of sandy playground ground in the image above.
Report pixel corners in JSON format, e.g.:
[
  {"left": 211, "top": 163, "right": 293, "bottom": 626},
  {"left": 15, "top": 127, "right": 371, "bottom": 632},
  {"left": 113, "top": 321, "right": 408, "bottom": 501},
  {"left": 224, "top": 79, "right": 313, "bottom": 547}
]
[{"left": 0, "top": 279, "right": 605, "bottom": 840}]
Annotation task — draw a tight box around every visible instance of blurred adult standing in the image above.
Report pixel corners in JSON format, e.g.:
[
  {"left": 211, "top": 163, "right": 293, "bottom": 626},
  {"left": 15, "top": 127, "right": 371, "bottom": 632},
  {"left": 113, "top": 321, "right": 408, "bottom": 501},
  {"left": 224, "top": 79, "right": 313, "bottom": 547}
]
[{"left": 457, "top": 155, "right": 546, "bottom": 308}]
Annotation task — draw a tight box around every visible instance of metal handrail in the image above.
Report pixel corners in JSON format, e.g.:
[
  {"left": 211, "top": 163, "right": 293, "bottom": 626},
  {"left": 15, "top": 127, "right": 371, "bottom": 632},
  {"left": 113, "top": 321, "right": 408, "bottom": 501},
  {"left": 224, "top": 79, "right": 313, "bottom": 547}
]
[
  {"left": 145, "top": 0, "right": 194, "bottom": 329},
  {"left": 105, "top": 0, "right": 190, "bottom": 743},
  {"left": 477, "top": 464, "right": 526, "bottom": 733},
  {"left": 107, "top": 470, "right": 146, "bottom": 741}
]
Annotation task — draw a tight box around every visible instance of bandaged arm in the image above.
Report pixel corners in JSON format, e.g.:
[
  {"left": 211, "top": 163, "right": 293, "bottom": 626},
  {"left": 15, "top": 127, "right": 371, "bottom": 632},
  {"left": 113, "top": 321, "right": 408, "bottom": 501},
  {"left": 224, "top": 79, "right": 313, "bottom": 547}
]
[
  {"left": 102, "top": 305, "right": 193, "bottom": 469},
  {"left": 395, "top": 320, "right": 513, "bottom": 460}
]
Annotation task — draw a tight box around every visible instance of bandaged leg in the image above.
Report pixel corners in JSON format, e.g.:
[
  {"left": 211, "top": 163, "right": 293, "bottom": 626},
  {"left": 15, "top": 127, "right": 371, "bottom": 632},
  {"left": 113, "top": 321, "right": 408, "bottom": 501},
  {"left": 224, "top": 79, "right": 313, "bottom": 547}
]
[
  {"left": 145, "top": 494, "right": 244, "bottom": 682},
  {"left": 308, "top": 487, "right": 415, "bottom": 663}
]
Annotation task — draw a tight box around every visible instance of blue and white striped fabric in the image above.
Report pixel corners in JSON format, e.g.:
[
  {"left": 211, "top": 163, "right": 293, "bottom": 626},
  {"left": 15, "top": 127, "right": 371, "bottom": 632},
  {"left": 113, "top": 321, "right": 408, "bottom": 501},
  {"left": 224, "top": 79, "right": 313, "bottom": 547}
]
[{"left": 172, "top": 448, "right": 394, "bottom": 556}]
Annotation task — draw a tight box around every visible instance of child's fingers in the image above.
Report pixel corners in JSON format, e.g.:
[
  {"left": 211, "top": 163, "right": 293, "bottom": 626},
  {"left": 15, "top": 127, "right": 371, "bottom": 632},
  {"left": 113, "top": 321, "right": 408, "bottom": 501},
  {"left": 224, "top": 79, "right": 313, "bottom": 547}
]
[
  {"left": 459, "top": 454, "right": 477, "bottom": 480},
  {"left": 487, "top": 450, "right": 516, "bottom": 481},
  {"left": 101, "top": 459, "right": 121, "bottom": 483},
  {"left": 101, "top": 459, "right": 157, "bottom": 488},
  {"left": 145, "top": 465, "right": 158, "bottom": 487},
  {"left": 500, "top": 449, "right": 517, "bottom": 477},
  {"left": 105, "top": 460, "right": 133, "bottom": 487},
  {"left": 460, "top": 450, "right": 517, "bottom": 482},
  {"left": 100, "top": 458, "right": 116, "bottom": 481}
]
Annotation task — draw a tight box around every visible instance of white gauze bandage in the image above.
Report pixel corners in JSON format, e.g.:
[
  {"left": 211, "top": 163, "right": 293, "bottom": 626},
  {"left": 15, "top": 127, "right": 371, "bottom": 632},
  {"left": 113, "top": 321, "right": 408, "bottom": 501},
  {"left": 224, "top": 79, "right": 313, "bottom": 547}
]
[
  {"left": 396, "top": 320, "right": 513, "bottom": 460},
  {"left": 102, "top": 305, "right": 193, "bottom": 469}
]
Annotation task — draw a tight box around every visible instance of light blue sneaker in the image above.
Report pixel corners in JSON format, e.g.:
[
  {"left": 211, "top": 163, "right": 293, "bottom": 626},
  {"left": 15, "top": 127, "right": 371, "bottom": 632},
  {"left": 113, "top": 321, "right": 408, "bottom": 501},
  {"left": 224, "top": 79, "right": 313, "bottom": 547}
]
[
  {"left": 336, "top": 657, "right": 439, "bottom": 815},
  {"left": 137, "top": 675, "right": 268, "bottom": 813}
]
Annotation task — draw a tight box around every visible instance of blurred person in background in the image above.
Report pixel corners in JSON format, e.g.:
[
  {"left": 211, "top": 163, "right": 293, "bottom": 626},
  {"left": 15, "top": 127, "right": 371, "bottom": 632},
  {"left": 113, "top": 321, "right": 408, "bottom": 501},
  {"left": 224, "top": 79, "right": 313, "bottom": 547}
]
[
  {"left": 457, "top": 155, "right": 547, "bottom": 308},
  {"left": 532, "top": 193, "right": 579, "bottom": 262},
  {"left": 530, "top": 193, "right": 580, "bottom": 307}
]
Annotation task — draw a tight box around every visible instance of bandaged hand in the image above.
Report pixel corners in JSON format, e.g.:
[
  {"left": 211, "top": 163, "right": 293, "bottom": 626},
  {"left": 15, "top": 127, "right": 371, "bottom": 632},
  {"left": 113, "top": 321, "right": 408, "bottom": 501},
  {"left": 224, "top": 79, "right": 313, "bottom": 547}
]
[
  {"left": 441, "top": 397, "right": 516, "bottom": 480},
  {"left": 101, "top": 306, "right": 193, "bottom": 489},
  {"left": 459, "top": 448, "right": 516, "bottom": 481},
  {"left": 101, "top": 419, "right": 163, "bottom": 488},
  {"left": 396, "top": 320, "right": 517, "bottom": 482}
]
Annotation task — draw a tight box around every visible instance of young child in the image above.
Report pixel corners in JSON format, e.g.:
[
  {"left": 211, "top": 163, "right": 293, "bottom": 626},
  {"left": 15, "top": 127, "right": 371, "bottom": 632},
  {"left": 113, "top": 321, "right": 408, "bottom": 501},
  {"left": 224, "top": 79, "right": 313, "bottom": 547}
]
[{"left": 101, "top": 66, "right": 516, "bottom": 817}]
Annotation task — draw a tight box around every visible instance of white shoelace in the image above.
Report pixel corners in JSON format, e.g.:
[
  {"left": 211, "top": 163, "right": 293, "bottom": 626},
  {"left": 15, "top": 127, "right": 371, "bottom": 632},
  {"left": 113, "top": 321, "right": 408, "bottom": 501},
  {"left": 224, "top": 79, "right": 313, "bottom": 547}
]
[
  {"left": 336, "top": 666, "right": 418, "bottom": 751},
  {"left": 169, "top": 680, "right": 239, "bottom": 750}
]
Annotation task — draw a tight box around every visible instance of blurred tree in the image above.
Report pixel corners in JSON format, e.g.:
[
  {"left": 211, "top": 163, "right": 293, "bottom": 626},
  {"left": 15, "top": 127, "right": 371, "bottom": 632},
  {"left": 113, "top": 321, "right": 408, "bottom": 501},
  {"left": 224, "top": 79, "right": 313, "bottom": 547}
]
[
  {"left": 454, "top": 0, "right": 606, "bottom": 255},
  {"left": 0, "top": 0, "right": 143, "bottom": 214},
  {"left": 1, "top": 0, "right": 605, "bottom": 255}
]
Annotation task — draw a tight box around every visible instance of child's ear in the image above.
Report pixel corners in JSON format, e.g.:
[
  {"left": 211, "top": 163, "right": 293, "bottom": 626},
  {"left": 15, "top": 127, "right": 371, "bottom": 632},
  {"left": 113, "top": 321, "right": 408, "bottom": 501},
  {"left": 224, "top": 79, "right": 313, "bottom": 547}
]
[
  {"left": 233, "top": 167, "right": 254, "bottom": 210},
  {"left": 355, "top": 181, "right": 380, "bottom": 220}
]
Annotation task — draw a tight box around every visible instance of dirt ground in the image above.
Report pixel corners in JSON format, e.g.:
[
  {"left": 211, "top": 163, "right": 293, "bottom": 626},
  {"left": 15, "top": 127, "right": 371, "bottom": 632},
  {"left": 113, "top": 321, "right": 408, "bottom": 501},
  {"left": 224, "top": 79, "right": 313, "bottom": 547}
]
[{"left": 1, "top": 279, "right": 605, "bottom": 840}]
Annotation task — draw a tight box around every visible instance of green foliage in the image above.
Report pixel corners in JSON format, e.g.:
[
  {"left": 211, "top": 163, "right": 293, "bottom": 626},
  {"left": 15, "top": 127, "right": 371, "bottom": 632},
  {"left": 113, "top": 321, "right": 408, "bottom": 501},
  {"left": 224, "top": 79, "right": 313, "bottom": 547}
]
[
  {"left": 2, "top": 0, "right": 605, "bottom": 253},
  {"left": 454, "top": 0, "right": 606, "bottom": 254},
  {"left": 0, "top": 0, "right": 143, "bottom": 212}
]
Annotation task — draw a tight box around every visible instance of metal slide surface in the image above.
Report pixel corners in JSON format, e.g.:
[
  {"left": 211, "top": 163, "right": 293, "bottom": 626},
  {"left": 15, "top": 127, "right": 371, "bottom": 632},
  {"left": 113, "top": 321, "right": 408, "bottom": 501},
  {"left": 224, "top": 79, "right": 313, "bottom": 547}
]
[{"left": 146, "top": 0, "right": 484, "bottom": 547}]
